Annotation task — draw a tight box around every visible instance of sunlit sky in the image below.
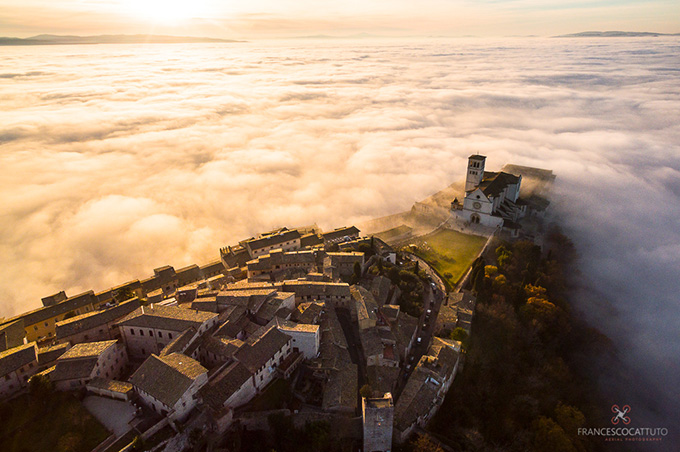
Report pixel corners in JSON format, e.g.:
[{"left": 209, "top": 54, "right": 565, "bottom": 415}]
[{"left": 0, "top": 0, "right": 678, "bottom": 38}]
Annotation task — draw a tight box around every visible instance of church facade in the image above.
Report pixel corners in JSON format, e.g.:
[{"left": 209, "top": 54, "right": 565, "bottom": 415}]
[{"left": 452, "top": 155, "right": 527, "bottom": 231}]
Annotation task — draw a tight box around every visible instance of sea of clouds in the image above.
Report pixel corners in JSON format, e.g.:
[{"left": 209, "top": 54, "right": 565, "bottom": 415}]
[{"left": 1, "top": 37, "right": 679, "bottom": 434}]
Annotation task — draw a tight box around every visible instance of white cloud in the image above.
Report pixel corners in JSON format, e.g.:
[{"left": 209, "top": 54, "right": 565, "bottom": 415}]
[{"left": 1, "top": 36, "right": 679, "bottom": 426}]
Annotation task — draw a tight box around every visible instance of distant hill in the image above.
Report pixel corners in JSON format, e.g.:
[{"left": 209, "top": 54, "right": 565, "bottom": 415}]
[
  {"left": 0, "top": 34, "right": 242, "bottom": 46},
  {"left": 554, "top": 31, "right": 680, "bottom": 38}
]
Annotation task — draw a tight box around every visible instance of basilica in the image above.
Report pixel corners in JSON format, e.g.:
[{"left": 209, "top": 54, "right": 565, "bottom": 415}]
[{"left": 451, "top": 155, "right": 528, "bottom": 232}]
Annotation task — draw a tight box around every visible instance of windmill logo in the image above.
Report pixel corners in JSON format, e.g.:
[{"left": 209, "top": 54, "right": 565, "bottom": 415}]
[{"left": 611, "top": 404, "right": 631, "bottom": 425}]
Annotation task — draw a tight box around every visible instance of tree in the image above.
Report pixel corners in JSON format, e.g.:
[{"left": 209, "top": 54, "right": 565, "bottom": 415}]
[
  {"left": 554, "top": 403, "right": 586, "bottom": 438},
  {"left": 524, "top": 284, "right": 548, "bottom": 300},
  {"left": 484, "top": 265, "right": 498, "bottom": 277},
  {"left": 358, "top": 242, "right": 374, "bottom": 257},
  {"left": 450, "top": 327, "right": 468, "bottom": 342},
  {"left": 114, "top": 286, "right": 136, "bottom": 303},
  {"left": 388, "top": 267, "right": 401, "bottom": 285},
  {"left": 411, "top": 434, "right": 444, "bottom": 452},
  {"left": 304, "top": 421, "right": 330, "bottom": 451},
  {"left": 360, "top": 384, "right": 373, "bottom": 399},
  {"left": 29, "top": 373, "right": 53, "bottom": 400},
  {"left": 521, "top": 298, "right": 559, "bottom": 328},
  {"left": 532, "top": 416, "right": 576, "bottom": 452}
]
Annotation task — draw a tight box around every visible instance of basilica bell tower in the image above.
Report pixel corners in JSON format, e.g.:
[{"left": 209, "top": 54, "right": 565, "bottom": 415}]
[{"left": 465, "top": 154, "right": 486, "bottom": 191}]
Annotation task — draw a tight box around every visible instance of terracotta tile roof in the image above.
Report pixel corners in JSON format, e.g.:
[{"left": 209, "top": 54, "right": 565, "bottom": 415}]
[
  {"left": 116, "top": 304, "right": 217, "bottom": 332},
  {"left": 0, "top": 320, "right": 25, "bottom": 352},
  {"left": 2, "top": 291, "right": 96, "bottom": 328},
  {"left": 281, "top": 281, "right": 351, "bottom": 298},
  {"left": 0, "top": 342, "right": 37, "bottom": 376},
  {"left": 274, "top": 318, "right": 320, "bottom": 333},
  {"left": 59, "top": 340, "right": 118, "bottom": 360},
  {"left": 246, "top": 229, "right": 301, "bottom": 252},
  {"left": 56, "top": 298, "right": 141, "bottom": 338},
  {"left": 51, "top": 357, "right": 99, "bottom": 381},
  {"left": 370, "top": 276, "right": 392, "bottom": 306},
  {"left": 295, "top": 302, "right": 323, "bottom": 324},
  {"left": 129, "top": 353, "right": 207, "bottom": 408},
  {"left": 37, "top": 342, "right": 71, "bottom": 365},
  {"left": 360, "top": 328, "right": 383, "bottom": 358},
  {"left": 159, "top": 327, "right": 197, "bottom": 357},
  {"left": 300, "top": 233, "right": 323, "bottom": 248},
  {"left": 322, "top": 362, "right": 357, "bottom": 411},
  {"left": 366, "top": 365, "right": 399, "bottom": 395},
  {"left": 234, "top": 326, "right": 291, "bottom": 373},
  {"left": 87, "top": 377, "right": 134, "bottom": 394},
  {"left": 478, "top": 171, "right": 520, "bottom": 198},
  {"left": 201, "top": 335, "right": 243, "bottom": 359},
  {"left": 322, "top": 226, "right": 360, "bottom": 242},
  {"left": 199, "top": 361, "right": 253, "bottom": 410},
  {"left": 394, "top": 340, "right": 460, "bottom": 431}
]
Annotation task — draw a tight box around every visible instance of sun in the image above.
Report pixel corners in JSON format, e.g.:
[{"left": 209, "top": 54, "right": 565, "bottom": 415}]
[{"left": 123, "top": 0, "right": 210, "bottom": 24}]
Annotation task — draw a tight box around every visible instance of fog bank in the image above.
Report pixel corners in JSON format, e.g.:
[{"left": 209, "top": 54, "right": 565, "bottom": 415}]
[{"left": 1, "top": 37, "right": 679, "bottom": 440}]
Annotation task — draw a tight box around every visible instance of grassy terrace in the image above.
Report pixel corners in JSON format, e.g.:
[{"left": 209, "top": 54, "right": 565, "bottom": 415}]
[
  {"left": 0, "top": 392, "right": 109, "bottom": 452},
  {"left": 408, "top": 229, "right": 487, "bottom": 287}
]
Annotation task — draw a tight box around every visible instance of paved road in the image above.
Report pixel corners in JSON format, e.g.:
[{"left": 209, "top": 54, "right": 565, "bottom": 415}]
[{"left": 394, "top": 255, "right": 448, "bottom": 399}]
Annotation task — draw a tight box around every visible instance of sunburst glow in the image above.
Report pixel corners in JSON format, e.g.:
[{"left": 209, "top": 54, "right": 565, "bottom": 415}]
[{"left": 123, "top": 0, "right": 210, "bottom": 24}]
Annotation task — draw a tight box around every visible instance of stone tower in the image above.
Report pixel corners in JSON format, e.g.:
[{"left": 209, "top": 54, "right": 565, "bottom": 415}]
[
  {"left": 362, "top": 393, "right": 394, "bottom": 452},
  {"left": 465, "top": 154, "right": 486, "bottom": 191}
]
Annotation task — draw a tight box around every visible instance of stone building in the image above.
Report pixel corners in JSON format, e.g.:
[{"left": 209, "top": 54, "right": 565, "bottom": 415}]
[
  {"left": 0, "top": 342, "right": 38, "bottom": 400},
  {"left": 116, "top": 304, "right": 218, "bottom": 360},
  {"left": 363, "top": 393, "right": 394, "bottom": 452},
  {"left": 453, "top": 154, "right": 526, "bottom": 231},
  {"left": 50, "top": 340, "right": 128, "bottom": 391},
  {"left": 129, "top": 352, "right": 208, "bottom": 421}
]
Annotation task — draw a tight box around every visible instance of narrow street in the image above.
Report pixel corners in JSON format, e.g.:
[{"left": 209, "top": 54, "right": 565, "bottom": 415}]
[{"left": 335, "top": 307, "right": 367, "bottom": 411}]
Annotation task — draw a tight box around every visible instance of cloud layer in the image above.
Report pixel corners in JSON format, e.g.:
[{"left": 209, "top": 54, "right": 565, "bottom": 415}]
[{"left": 1, "top": 37, "right": 679, "bottom": 429}]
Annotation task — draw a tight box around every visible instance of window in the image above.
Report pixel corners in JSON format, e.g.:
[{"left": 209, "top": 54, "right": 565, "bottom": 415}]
[
  {"left": 34, "top": 326, "right": 38, "bottom": 331},
  {"left": 140, "top": 330, "right": 144, "bottom": 336},
  {"left": 141, "top": 348, "right": 146, "bottom": 355},
  {"left": 158, "top": 332, "right": 163, "bottom": 338},
  {"left": 130, "top": 329, "right": 135, "bottom": 335},
  {"left": 149, "top": 330, "right": 153, "bottom": 337},
  {"left": 44, "top": 322, "right": 48, "bottom": 327},
  {"left": 168, "top": 333, "right": 173, "bottom": 339}
]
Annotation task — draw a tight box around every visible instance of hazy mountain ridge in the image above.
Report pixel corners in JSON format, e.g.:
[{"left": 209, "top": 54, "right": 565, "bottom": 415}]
[
  {"left": 555, "top": 31, "right": 680, "bottom": 37},
  {"left": 0, "top": 34, "right": 242, "bottom": 45}
]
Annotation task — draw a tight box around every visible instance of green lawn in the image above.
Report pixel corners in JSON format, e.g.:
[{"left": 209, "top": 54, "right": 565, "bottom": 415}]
[
  {"left": 0, "top": 392, "right": 110, "bottom": 452},
  {"left": 410, "top": 229, "right": 487, "bottom": 287}
]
